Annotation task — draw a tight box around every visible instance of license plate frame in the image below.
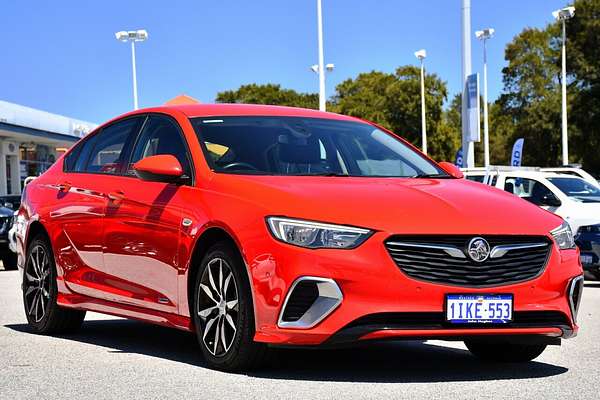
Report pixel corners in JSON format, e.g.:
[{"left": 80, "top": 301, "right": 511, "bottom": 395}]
[{"left": 445, "top": 294, "right": 514, "bottom": 324}]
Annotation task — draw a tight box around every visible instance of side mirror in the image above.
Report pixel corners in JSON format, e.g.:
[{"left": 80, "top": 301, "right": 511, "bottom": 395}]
[
  {"left": 133, "top": 155, "right": 184, "bottom": 183},
  {"left": 438, "top": 161, "right": 464, "bottom": 179},
  {"left": 541, "top": 193, "right": 562, "bottom": 207}
]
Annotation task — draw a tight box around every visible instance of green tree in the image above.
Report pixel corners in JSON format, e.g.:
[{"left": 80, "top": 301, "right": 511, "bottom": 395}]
[
  {"left": 216, "top": 83, "right": 319, "bottom": 109},
  {"left": 331, "top": 67, "right": 459, "bottom": 161},
  {"left": 568, "top": 0, "right": 600, "bottom": 174},
  {"left": 497, "top": 26, "right": 568, "bottom": 167}
]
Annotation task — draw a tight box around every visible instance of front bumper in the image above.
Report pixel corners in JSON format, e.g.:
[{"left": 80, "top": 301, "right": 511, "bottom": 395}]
[{"left": 247, "top": 232, "right": 583, "bottom": 346}]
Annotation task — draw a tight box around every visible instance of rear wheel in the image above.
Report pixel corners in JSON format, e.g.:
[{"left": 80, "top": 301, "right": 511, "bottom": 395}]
[
  {"left": 465, "top": 340, "right": 547, "bottom": 362},
  {"left": 192, "top": 242, "right": 268, "bottom": 371},
  {"left": 1, "top": 252, "right": 17, "bottom": 270},
  {"left": 23, "top": 235, "right": 85, "bottom": 334}
]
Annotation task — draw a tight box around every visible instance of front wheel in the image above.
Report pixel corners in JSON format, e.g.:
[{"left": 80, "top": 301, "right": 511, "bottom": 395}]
[
  {"left": 192, "top": 242, "right": 268, "bottom": 371},
  {"left": 23, "top": 235, "right": 86, "bottom": 334},
  {"left": 465, "top": 340, "right": 547, "bottom": 362}
]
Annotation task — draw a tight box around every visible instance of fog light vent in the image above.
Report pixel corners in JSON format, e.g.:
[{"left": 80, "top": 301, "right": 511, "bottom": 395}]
[
  {"left": 568, "top": 275, "right": 584, "bottom": 323},
  {"left": 278, "top": 277, "right": 343, "bottom": 329},
  {"left": 281, "top": 280, "right": 319, "bottom": 322}
]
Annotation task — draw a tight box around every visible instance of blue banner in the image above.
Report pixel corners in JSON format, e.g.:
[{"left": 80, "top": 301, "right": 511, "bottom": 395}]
[
  {"left": 455, "top": 147, "right": 463, "bottom": 167},
  {"left": 511, "top": 138, "right": 524, "bottom": 167}
]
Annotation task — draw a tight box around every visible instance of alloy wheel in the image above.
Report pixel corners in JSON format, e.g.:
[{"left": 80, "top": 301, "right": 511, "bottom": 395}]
[
  {"left": 197, "top": 257, "right": 239, "bottom": 357},
  {"left": 24, "top": 244, "right": 51, "bottom": 323}
]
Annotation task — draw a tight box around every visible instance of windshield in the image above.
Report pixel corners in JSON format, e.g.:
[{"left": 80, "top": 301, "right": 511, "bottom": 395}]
[
  {"left": 548, "top": 177, "right": 600, "bottom": 203},
  {"left": 190, "top": 116, "right": 446, "bottom": 178}
]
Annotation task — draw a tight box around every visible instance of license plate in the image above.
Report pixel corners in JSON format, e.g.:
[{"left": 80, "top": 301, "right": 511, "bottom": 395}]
[
  {"left": 580, "top": 254, "right": 594, "bottom": 265},
  {"left": 446, "top": 294, "right": 513, "bottom": 324}
]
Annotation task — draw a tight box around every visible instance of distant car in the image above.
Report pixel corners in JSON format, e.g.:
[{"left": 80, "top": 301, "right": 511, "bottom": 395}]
[
  {"left": 0, "top": 194, "right": 22, "bottom": 211},
  {"left": 0, "top": 205, "right": 16, "bottom": 270},
  {"left": 465, "top": 169, "right": 600, "bottom": 279}
]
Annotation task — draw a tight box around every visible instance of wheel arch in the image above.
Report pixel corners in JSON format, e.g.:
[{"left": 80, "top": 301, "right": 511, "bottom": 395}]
[{"left": 186, "top": 227, "right": 257, "bottom": 330}]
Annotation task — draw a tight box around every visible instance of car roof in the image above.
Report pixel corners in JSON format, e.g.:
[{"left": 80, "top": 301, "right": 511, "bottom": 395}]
[{"left": 159, "top": 103, "right": 362, "bottom": 122}]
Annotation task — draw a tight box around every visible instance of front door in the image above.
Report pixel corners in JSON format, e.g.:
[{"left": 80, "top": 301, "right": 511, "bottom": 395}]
[{"left": 101, "top": 115, "right": 194, "bottom": 313}]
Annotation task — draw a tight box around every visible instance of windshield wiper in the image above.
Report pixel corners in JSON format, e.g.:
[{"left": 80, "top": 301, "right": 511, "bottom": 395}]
[
  {"left": 293, "top": 172, "right": 350, "bottom": 177},
  {"left": 411, "top": 173, "right": 452, "bottom": 179}
]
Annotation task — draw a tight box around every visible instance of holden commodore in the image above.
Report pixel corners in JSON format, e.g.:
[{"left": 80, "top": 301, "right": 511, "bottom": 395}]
[{"left": 15, "top": 104, "right": 583, "bottom": 371}]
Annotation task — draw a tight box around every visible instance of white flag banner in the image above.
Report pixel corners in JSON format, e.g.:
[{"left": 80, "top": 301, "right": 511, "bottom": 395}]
[{"left": 511, "top": 138, "right": 524, "bottom": 167}]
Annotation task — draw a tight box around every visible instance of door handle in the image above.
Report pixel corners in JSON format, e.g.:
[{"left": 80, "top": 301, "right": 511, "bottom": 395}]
[
  {"left": 108, "top": 190, "right": 125, "bottom": 203},
  {"left": 57, "top": 182, "right": 71, "bottom": 192}
]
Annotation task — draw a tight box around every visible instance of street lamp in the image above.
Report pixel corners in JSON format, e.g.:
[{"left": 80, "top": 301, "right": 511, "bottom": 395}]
[
  {"left": 315, "top": 0, "right": 332, "bottom": 111},
  {"left": 552, "top": 6, "right": 575, "bottom": 165},
  {"left": 415, "top": 49, "right": 427, "bottom": 154},
  {"left": 475, "top": 28, "right": 494, "bottom": 167},
  {"left": 115, "top": 29, "right": 148, "bottom": 110}
]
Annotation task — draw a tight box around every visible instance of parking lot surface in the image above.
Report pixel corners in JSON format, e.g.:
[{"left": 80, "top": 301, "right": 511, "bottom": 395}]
[{"left": 1, "top": 269, "right": 598, "bottom": 400}]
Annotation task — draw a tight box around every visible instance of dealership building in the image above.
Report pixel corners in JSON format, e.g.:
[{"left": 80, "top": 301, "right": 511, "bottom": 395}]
[{"left": 0, "top": 100, "right": 97, "bottom": 196}]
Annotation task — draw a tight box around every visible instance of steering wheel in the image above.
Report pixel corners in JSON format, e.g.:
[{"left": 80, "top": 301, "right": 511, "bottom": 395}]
[{"left": 222, "top": 162, "right": 259, "bottom": 171}]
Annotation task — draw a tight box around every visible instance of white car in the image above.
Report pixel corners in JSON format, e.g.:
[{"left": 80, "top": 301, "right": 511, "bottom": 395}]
[{"left": 464, "top": 169, "right": 600, "bottom": 234}]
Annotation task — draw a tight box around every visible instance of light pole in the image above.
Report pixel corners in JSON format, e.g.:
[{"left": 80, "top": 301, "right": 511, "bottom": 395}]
[
  {"left": 115, "top": 29, "right": 148, "bottom": 110},
  {"left": 316, "top": 0, "right": 328, "bottom": 111},
  {"left": 415, "top": 49, "right": 427, "bottom": 154},
  {"left": 310, "top": 63, "right": 334, "bottom": 110},
  {"left": 475, "top": 28, "right": 494, "bottom": 167},
  {"left": 553, "top": 6, "right": 575, "bottom": 166},
  {"left": 461, "top": 0, "right": 474, "bottom": 168}
]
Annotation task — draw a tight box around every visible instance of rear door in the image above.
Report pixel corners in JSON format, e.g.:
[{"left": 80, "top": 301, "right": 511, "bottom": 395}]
[
  {"left": 52, "top": 117, "right": 143, "bottom": 299},
  {"left": 101, "top": 114, "right": 194, "bottom": 313}
]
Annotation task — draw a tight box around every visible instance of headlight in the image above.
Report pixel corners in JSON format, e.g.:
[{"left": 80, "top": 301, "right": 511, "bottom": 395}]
[
  {"left": 266, "top": 217, "right": 372, "bottom": 249},
  {"left": 551, "top": 221, "right": 576, "bottom": 250}
]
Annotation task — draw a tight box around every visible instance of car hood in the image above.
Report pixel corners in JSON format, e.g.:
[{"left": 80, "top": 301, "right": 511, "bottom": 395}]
[
  {"left": 210, "top": 175, "right": 563, "bottom": 236},
  {"left": 0, "top": 206, "right": 13, "bottom": 217}
]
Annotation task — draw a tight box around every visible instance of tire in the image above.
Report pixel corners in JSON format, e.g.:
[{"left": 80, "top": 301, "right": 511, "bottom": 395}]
[
  {"left": 1, "top": 252, "right": 18, "bottom": 271},
  {"left": 192, "top": 242, "right": 268, "bottom": 371},
  {"left": 465, "top": 340, "right": 547, "bottom": 362},
  {"left": 22, "top": 235, "right": 86, "bottom": 334}
]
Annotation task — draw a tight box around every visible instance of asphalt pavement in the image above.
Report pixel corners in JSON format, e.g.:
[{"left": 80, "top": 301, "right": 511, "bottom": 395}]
[{"left": 1, "top": 268, "right": 599, "bottom": 400}]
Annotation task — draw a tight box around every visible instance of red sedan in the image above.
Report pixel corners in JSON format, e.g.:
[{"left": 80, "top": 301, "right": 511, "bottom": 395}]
[{"left": 16, "top": 104, "right": 583, "bottom": 371}]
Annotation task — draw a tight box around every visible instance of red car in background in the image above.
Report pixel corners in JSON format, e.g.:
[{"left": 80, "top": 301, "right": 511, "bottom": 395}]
[{"left": 16, "top": 104, "right": 583, "bottom": 371}]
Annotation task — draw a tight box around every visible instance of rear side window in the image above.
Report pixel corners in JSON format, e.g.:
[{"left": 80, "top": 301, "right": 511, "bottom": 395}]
[
  {"left": 63, "top": 141, "right": 83, "bottom": 172},
  {"left": 85, "top": 118, "right": 141, "bottom": 174},
  {"left": 72, "top": 134, "right": 99, "bottom": 172}
]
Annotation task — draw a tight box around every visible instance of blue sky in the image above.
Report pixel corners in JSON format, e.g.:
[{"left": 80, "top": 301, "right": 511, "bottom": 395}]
[{"left": 1, "top": 0, "right": 568, "bottom": 123}]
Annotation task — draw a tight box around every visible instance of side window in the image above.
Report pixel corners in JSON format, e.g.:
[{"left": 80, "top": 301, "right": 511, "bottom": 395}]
[
  {"left": 504, "top": 177, "right": 553, "bottom": 205},
  {"left": 63, "top": 140, "right": 83, "bottom": 172},
  {"left": 128, "top": 116, "right": 192, "bottom": 182},
  {"left": 72, "top": 134, "right": 99, "bottom": 172},
  {"left": 85, "top": 118, "right": 141, "bottom": 174}
]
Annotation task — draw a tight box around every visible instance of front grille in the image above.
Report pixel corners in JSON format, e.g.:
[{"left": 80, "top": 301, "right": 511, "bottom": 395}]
[
  {"left": 385, "top": 235, "right": 551, "bottom": 287},
  {"left": 281, "top": 280, "right": 319, "bottom": 322}
]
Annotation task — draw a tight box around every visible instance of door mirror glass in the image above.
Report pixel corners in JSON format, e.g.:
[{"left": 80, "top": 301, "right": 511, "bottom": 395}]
[
  {"left": 438, "top": 162, "right": 464, "bottom": 179},
  {"left": 133, "top": 155, "right": 184, "bottom": 183}
]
